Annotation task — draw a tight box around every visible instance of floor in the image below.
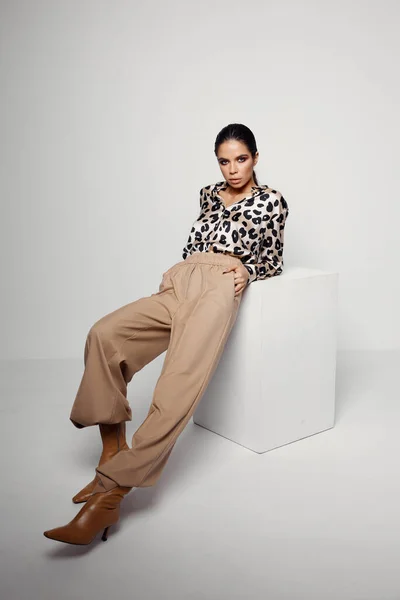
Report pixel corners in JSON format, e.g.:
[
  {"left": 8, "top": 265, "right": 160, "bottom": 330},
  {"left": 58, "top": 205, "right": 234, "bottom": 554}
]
[{"left": 1, "top": 350, "right": 399, "bottom": 600}]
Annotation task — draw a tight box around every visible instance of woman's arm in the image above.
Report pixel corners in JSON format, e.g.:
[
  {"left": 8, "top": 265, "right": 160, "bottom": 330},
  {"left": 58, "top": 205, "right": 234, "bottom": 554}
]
[
  {"left": 244, "top": 193, "right": 289, "bottom": 285},
  {"left": 182, "top": 187, "right": 204, "bottom": 260}
]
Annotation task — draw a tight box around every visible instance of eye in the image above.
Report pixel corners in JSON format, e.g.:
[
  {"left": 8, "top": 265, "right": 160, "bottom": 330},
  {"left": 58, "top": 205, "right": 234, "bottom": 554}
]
[{"left": 219, "top": 157, "right": 247, "bottom": 165}]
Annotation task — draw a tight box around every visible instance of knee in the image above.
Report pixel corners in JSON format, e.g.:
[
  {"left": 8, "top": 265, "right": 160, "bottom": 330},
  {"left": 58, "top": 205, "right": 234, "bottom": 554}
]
[
  {"left": 87, "top": 317, "right": 113, "bottom": 342},
  {"left": 85, "top": 320, "right": 118, "bottom": 362}
]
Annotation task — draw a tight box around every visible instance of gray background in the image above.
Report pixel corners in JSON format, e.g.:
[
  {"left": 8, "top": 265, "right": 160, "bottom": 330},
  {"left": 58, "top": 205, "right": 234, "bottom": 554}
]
[
  {"left": 2, "top": 0, "right": 399, "bottom": 359},
  {"left": 2, "top": 2, "right": 400, "bottom": 600}
]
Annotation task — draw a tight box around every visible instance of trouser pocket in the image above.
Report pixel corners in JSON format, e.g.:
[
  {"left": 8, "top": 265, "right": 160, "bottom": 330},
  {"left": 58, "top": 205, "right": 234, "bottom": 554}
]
[{"left": 158, "top": 261, "right": 185, "bottom": 292}]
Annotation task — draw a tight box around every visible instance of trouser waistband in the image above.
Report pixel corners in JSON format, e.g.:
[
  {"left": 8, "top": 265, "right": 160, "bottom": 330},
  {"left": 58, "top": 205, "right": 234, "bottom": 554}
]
[{"left": 183, "top": 251, "right": 243, "bottom": 268}]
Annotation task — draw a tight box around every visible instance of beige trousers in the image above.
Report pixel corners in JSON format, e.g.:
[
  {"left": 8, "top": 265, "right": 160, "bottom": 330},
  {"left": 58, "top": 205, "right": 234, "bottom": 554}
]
[{"left": 69, "top": 251, "right": 244, "bottom": 491}]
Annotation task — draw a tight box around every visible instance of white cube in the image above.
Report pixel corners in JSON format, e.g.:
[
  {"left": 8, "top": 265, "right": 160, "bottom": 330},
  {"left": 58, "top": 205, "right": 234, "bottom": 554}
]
[{"left": 193, "top": 266, "right": 338, "bottom": 453}]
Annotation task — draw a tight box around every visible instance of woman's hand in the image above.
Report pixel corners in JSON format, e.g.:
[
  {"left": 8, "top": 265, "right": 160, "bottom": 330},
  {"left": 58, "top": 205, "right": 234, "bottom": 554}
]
[{"left": 223, "top": 264, "right": 250, "bottom": 296}]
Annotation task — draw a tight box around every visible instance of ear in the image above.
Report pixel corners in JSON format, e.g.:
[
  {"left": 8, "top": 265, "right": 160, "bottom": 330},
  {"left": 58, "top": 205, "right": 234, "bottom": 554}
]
[{"left": 254, "top": 151, "right": 259, "bottom": 166}]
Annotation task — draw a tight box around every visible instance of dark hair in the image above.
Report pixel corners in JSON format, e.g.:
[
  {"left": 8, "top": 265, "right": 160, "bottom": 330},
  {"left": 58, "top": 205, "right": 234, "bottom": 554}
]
[{"left": 214, "top": 123, "right": 259, "bottom": 185}]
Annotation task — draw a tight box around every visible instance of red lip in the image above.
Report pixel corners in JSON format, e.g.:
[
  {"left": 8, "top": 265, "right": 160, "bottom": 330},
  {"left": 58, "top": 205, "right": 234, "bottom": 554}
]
[{"left": 230, "top": 178, "right": 241, "bottom": 182}]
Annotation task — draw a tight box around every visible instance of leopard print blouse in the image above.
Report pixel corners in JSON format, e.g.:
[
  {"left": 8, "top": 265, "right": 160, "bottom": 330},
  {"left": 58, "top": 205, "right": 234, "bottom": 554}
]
[{"left": 182, "top": 181, "right": 289, "bottom": 284}]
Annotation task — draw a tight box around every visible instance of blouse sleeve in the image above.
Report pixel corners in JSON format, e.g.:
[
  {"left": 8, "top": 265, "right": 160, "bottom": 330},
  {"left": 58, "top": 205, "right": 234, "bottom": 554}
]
[
  {"left": 182, "top": 187, "right": 204, "bottom": 260},
  {"left": 243, "top": 193, "right": 289, "bottom": 284}
]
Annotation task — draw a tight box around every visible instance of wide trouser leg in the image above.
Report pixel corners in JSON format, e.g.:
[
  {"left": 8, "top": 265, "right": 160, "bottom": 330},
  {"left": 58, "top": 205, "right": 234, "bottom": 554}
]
[
  {"left": 94, "top": 254, "right": 243, "bottom": 491},
  {"left": 69, "top": 272, "right": 180, "bottom": 429}
]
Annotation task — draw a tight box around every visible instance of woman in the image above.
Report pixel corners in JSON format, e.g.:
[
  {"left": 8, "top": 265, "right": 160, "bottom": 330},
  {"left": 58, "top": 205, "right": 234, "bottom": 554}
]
[{"left": 43, "top": 123, "right": 289, "bottom": 545}]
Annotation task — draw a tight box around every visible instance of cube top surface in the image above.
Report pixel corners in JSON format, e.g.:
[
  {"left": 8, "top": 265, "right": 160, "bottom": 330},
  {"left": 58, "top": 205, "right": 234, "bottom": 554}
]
[{"left": 260, "top": 265, "right": 337, "bottom": 282}]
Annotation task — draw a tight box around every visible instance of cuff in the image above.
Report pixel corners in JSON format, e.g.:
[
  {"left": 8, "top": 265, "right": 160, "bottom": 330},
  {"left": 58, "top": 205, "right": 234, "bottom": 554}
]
[
  {"left": 93, "top": 471, "right": 118, "bottom": 493},
  {"left": 244, "top": 264, "right": 257, "bottom": 285}
]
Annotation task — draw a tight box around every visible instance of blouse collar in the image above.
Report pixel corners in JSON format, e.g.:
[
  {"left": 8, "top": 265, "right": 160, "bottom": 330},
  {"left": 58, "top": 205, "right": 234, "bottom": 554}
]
[{"left": 211, "top": 180, "right": 265, "bottom": 199}]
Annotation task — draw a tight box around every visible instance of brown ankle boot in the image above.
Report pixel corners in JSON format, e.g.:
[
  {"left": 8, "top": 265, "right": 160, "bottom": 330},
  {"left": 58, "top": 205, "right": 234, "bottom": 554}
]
[
  {"left": 45, "top": 483, "right": 132, "bottom": 545},
  {"left": 72, "top": 422, "right": 129, "bottom": 504}
]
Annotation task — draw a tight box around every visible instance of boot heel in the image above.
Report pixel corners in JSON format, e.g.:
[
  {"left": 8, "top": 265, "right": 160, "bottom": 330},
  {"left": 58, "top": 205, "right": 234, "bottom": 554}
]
[{"left": 101, "top": 526, "right": 110, "bottom": 542}]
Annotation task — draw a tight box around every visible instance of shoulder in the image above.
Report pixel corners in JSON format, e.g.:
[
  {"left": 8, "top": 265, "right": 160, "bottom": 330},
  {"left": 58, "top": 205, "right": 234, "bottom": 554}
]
[
  {"left": 259, "top": 185, "right": 288, "bottom": 212},
  {"left": 197, "top": 183, "right": 224, "bottom": 205},
  {"left": 259, "top": 184, "right": 282, "bottom": 198},
  {"left": 199, "top": 182, "right": 223, "bottom": 195}
]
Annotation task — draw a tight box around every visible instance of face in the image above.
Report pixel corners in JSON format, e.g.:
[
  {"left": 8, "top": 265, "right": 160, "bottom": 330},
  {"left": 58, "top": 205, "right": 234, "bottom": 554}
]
[{"left": 216, "top": 139, "right": 259, "bottom": 189}]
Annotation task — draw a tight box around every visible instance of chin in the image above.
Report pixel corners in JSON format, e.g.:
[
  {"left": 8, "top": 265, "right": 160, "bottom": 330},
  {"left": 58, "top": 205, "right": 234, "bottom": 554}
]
[{"left": 230, "top": 179, "right": 248, "bottom": 188}]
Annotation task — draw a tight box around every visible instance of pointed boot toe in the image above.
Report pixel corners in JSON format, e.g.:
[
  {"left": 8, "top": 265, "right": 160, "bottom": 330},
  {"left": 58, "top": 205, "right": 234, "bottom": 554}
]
[
  {"left": 72, "top": 476, "right": 100, "bottom": 504},
  {"left": 44, "top": 525, "right": 90, "bottom": 545}
]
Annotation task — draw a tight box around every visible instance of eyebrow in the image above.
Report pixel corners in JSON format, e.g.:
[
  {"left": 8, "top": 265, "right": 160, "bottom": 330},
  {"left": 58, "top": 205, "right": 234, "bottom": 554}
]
[{"left": 218, "top": 154, "right": 249, "bottom": 161}]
